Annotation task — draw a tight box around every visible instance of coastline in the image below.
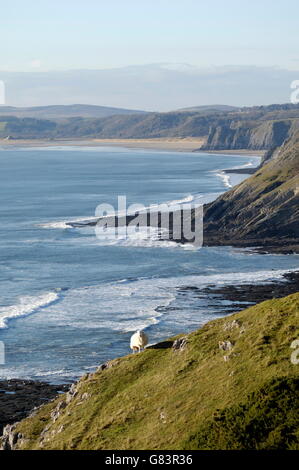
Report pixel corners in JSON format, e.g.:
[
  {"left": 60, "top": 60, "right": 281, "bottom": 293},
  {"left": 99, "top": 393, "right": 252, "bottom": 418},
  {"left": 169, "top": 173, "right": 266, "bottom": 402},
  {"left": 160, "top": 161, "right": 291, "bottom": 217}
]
[
  {"left": 65, "top": 154, "right": 261, "bottom": 235},
  {"left": 1, "top": 270, "right": 298, "bottom": 436},
  {"left": 200, "top": 148, "right": 265, "bottom": 156},
  {"left": 0, "top": 137, "right": 205, "bottom": 152},
  {"left": 0, "top": 142, "right": 296, "bottom": 437},
  {"left": 0, "top": 137, "right": 266, "bottom": 156}
]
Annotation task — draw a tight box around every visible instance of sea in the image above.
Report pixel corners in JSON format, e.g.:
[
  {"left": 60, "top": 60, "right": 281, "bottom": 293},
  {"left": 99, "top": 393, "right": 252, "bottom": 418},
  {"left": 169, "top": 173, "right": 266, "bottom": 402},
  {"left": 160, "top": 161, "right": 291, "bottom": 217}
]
[{"left": 0, "top": 145, "right": 298, "bottom": 383}]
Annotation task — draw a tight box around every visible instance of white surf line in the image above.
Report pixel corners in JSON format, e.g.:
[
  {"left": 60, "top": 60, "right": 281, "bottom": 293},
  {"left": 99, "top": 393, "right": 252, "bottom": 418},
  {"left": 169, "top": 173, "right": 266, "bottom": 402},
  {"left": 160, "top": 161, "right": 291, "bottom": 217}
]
[
  {"left": 215, "top": 170, "right": 233, "bottom": 188},
  {"left": 41, "top": 155, "right": 261, "bottom": 230},
  {"left": 214, "top": 156, "right": 262, "bottom": 189},
  {"left": 0, "top": 291, "right": 61, "bottom": 329},
  {"left": 39, "top": 193, "right": 204, "bottom": 230}
]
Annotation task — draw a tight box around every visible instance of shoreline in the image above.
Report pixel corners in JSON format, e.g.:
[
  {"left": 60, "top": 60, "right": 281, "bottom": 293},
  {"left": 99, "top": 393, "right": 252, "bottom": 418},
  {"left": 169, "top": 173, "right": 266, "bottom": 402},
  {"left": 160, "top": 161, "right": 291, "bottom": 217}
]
[
  {"left": 0, "top": 137, "right": 265, "bottom": 156},
  {"left": 0, "top": 140, "right": 294, "bottom": 434},
  {"left": 0, "top": 380, "right": 69, "bottom": 435},
  {"left": 200, "top": 148, "right": 265, "bottom": 156},
  {"left": 223, "top": 166, "right": 260, "bottom": 175},
  {"left": 65, "top": 154, "right": 261, "bottom": 229},
  {"left": 0, "top": 137, "right": 205, "bottom": 152},
  {"left": 0, "top": 270, "right": 298, "bottom": 436}
]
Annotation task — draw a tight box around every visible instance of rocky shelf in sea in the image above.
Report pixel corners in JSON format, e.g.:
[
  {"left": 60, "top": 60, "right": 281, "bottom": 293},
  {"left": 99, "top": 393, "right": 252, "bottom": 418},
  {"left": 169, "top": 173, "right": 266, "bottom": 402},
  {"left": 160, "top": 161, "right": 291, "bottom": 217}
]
[
  {"left": 0, "top": 379, "right": 70, "bottom": 435},
  {"left": 177, "top": 271, "right": 299, "bottom": 315}
]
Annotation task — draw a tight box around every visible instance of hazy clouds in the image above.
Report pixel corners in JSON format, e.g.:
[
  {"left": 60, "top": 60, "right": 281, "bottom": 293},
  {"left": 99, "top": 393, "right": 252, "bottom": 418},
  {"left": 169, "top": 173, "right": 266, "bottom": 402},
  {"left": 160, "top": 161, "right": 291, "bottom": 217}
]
[{"left": 1, "top": 64, "right": 298, "bottom": 111}]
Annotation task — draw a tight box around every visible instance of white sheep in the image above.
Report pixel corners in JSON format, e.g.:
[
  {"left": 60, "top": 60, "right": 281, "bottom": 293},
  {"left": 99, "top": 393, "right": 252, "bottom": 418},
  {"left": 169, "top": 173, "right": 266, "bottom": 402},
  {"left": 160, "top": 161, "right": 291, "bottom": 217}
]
[{"left": 130, "top": 330, "right": 148, "bottom": 353}]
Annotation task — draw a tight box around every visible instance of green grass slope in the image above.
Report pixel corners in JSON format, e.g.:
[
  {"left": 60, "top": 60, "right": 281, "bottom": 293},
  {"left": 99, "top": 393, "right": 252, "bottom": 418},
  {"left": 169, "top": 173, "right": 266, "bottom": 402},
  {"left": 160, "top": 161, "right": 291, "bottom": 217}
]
[
  {"left": 5, "top": 293, "right": 299, "bottom": 450},
  {"left": 183, "top": 376, "right": 299, "bottom": 450},
  {"left": 0, "top": 104, "right": 147, "bottom": 120}
]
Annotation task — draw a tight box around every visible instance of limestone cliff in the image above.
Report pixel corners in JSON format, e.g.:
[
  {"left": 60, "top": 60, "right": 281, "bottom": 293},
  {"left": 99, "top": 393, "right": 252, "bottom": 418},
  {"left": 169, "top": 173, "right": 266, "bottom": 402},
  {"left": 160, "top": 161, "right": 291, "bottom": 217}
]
[{"left": 202, "top": 119, "right": 299, "bottom": 150}]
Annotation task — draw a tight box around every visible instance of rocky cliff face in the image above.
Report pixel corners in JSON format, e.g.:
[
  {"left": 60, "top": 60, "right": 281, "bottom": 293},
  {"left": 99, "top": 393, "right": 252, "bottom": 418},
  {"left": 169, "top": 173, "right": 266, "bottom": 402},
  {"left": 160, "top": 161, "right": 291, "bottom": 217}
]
[
  {"left": 203, "top": 132, "right": 299, "bottom": 252},
  {"left": 203, "top": 119, "right": 299, "bottom": 150}
]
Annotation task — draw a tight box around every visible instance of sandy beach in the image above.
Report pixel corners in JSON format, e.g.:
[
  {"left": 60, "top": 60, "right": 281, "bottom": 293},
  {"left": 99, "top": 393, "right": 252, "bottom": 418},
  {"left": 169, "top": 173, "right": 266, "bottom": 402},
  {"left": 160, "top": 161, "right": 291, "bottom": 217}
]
[
  {"left": 0, "top": 137, "right": 265, "bottom": 155},
  {"left": 202, "top": 148, "right": 265, "bottom": 156},
  {"left": 0, "top": 137, "right": 204, "bottom": 152}
]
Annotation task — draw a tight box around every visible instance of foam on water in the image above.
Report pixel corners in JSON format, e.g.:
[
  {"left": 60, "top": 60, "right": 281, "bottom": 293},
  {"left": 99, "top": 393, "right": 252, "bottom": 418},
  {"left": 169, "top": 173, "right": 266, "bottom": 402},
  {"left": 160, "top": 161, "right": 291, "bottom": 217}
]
[
  {"left": 39, "top": 193, "right": 205, "bottom": 230},
  {"left": 0, "top": 263, "right": 297, "bottom": 383},
  {"left": 39, "top": 156, "right": 260, "bottom": 232},
  {"left": 0, "top": 147, "right": 293, "bottom": 383},
  {"left": 93, "top": 226, "right": 196, "bottom": 250},
  {"left": 215, "top": 170, "right": 233, "bottom": 188},
  {"left": 0, "top": 291, "right": 60, "bottom": 329},
  {"left": 38, "top": 216, "right": 100, "bottom": 229},
  {"left": 31, "top": 280, "right": 176, "bottom": 333},
  {"left": 213, "top": 157, "right": 261, "bottom": 189},
  {"left": 2, "top": 267, "right": 293, "bottom": 334}
]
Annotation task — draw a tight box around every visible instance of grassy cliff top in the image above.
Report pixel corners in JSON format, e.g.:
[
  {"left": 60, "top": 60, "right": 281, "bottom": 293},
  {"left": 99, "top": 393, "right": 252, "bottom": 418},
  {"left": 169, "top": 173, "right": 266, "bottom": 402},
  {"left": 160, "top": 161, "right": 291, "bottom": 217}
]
[{"left": 5, "top": 293, "right": 299, "bottom": 450}]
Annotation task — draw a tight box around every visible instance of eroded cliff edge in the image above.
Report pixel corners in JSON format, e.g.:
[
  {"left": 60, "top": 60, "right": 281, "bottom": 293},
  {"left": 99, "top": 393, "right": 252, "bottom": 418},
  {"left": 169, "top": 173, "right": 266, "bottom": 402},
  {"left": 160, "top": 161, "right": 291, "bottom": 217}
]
[{"left": 203, "top": 132, "right": 299, "bottom": 253}]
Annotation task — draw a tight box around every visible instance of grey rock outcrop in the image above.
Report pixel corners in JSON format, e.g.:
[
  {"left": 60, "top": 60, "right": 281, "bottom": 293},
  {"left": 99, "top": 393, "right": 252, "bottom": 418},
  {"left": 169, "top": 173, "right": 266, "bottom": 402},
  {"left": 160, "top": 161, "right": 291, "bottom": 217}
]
[
  {"left": 1, "top": 424, "right": 23, "bottom": 450},
  {"left": 219, "top": 341, "right": 234, "bottom": 351},
  {"left": 172, "top": 337, "right": 188, "bottom": 352}
]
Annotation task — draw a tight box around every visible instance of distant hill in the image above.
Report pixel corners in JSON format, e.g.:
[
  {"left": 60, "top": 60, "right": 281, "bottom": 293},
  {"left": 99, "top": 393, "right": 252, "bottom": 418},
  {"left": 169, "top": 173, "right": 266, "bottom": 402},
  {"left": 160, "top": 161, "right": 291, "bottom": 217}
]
[
  {"left": 0, "top": 104, "right": 147, "bottom": 120},
  {"left": 1, "top": 64, "right": 297, "bottom": 111},
  {"left": 174, "top": 104, "right": 239, "bottom": 113},
  {"left": 1, "top": 103, "right": 299, "bottom": 150}
]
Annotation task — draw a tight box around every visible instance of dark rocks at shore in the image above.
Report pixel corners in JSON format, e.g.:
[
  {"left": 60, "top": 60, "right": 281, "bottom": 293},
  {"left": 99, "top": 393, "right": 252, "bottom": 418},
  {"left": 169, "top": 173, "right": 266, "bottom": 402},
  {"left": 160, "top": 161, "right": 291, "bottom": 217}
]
[
  {"left": 68, "top": 211, "right": 299, "bottom": 255},
  {"left": 223, "top": 167, "right": 258, "bottom": 174},
  {"left": 202, "top": 237, "right": 299, "bottom": 254},
  {"left": 178, "top": 271, "right": 299, "bottom": 314},
  {"left": 0, "top": 379, "right": 70, "bottom": 436}
]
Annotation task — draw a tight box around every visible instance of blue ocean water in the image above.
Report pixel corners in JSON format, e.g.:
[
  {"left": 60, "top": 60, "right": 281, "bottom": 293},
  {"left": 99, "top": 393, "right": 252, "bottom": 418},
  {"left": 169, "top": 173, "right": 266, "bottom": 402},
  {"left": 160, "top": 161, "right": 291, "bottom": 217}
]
[{"left": 0, "top": 146, "right": 298, "bottom": 383}]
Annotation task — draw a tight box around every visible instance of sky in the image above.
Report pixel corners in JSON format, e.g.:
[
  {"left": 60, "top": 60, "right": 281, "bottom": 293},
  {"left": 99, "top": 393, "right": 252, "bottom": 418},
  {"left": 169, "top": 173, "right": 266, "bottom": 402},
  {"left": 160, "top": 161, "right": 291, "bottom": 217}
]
[
  {"left": 1, "top": 0, "right": 299, "bottom": 109},
  {"left": 1, "top": 0, "right": 299, "bottom": 72}
]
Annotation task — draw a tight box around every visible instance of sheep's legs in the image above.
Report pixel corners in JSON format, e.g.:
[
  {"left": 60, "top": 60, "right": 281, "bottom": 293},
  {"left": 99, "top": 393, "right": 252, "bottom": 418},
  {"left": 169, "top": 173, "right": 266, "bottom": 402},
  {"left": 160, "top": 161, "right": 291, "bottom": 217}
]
[{"left": 132, "top": 347, "right": 143, "bottom": 354}]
